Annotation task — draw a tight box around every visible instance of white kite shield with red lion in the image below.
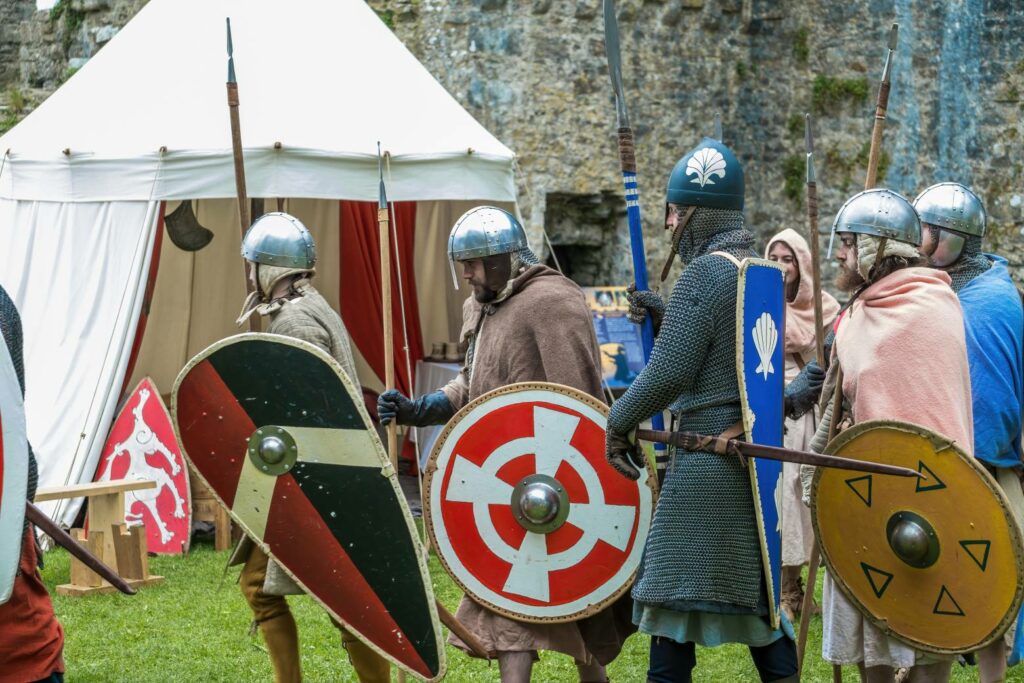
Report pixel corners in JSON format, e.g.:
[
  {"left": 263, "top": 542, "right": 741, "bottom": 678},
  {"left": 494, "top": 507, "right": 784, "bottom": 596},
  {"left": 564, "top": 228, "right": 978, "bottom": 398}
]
[{"left": 424, "top": 382, "right": 655, "bottom": 623}]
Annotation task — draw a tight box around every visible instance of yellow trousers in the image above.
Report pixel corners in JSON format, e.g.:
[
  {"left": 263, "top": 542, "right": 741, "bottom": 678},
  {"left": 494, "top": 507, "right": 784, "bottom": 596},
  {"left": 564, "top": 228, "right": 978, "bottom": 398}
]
[{"left": 240, "top": 546, "right": 390, "bottom": 683}]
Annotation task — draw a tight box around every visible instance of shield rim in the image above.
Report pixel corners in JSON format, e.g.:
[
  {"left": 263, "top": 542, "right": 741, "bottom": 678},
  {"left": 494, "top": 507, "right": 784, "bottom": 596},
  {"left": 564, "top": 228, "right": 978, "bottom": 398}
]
[
  {"left": 171, "top": 333, "right": 446, "bottom": 682},
  {"left": 0, "top": 335, "right": 28, "bottom": 605},
  {"left": 95, "top": 376, "right": 193, "bottom": 554},
  {"left": 423, "top": 381, "right": 656, "bottom": 624},
  {"left": 735, "top": 257, "right": 787, "bottom": 631},
  {"left": 811, "top": 418, "right": 1024, "bottom": 654}
]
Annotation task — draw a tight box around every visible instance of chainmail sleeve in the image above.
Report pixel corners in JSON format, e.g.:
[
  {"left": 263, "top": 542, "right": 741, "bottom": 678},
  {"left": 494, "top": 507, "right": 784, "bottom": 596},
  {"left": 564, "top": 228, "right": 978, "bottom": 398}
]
[{"left": 607, "top": 257, "right": 721, "bottom": 434}]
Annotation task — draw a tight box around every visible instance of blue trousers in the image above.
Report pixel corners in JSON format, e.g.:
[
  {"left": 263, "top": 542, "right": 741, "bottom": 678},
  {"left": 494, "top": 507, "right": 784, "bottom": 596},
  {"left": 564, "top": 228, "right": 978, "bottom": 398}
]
[{"left": 647, "top": 635, "right": 797, "bottom": 683}]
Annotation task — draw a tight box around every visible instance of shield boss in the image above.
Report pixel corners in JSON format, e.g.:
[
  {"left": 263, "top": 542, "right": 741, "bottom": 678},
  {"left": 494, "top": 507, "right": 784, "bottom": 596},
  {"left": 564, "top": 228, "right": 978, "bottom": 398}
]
[{"left": 812, "top": 420, "right": 1024, "bottom": 654}]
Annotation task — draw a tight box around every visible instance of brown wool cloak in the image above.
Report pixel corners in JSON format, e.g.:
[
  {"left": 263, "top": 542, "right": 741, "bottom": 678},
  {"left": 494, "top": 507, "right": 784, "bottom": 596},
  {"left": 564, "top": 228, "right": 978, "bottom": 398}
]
[{"left": 438, "top": 265, "right": 633, "bottom": 665}]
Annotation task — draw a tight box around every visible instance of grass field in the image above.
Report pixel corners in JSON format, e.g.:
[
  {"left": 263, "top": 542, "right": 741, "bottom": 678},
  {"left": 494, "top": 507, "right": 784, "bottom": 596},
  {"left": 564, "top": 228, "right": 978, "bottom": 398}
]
[{"left": 41, "top": 539, "right": 1017, "bottom": 682}]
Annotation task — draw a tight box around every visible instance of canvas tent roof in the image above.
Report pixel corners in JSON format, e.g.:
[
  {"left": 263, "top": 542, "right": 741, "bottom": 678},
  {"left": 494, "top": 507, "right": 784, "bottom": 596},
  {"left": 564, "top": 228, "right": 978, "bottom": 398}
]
[
  {"left": 0, "top": 0, "right": 516, "bottom": 203},
  {"left": 0, "top": 0, "right": 518, "bottom": 529}
]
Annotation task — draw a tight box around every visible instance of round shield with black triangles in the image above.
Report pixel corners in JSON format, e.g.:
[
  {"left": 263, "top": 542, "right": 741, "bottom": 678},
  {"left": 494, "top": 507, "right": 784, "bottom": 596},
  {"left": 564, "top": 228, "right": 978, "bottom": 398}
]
[
  {"left": 0, "top": 333, "right": 28, "bottom": 605},
  {"left": 172, "top": 334, "right": 444, "bottom": 681},
  {"left": 425, "top": 382, "right": 655, "bottom": 623},
  {"left": 811, "top": 420, "right": 1024, "bottom": 654}
]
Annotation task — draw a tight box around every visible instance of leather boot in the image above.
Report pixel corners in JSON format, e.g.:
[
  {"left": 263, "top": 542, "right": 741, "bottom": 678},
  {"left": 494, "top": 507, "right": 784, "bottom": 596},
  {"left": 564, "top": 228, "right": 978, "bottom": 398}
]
[
  {"left": 259, "top": 613, "right": 302, "bottom": 683},
  {"left": 340, "top": 629, "right": 390, "bottom": 683}
]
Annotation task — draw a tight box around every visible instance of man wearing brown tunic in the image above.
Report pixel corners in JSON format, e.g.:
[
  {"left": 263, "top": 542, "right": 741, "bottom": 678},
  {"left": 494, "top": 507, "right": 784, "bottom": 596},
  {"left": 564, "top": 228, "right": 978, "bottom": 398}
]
[{"left": 379, "top": 206, "right": 629, "bottom": 683}]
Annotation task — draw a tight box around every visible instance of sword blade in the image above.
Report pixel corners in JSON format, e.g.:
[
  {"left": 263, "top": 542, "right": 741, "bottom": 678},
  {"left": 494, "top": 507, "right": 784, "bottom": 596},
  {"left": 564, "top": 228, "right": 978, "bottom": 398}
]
[
  {"left": 25, "top": 502, "right": 137, "bottom": 595},
  {"left": 635, "top": 429, "right": 921, "bottom": 478}
]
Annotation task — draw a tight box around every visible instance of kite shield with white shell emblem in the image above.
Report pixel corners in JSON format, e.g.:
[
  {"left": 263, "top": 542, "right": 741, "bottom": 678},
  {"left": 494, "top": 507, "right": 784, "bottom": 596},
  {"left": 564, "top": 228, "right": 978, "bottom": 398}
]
[{"left": 424, "top": 382, "right": 655, "bottom": 623}]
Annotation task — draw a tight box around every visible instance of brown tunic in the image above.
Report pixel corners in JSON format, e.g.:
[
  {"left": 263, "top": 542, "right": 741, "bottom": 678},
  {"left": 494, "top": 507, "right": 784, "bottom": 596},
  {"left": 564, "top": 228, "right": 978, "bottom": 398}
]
[{"left": 440, "top": 265, "right": 633, "bottom": 665}]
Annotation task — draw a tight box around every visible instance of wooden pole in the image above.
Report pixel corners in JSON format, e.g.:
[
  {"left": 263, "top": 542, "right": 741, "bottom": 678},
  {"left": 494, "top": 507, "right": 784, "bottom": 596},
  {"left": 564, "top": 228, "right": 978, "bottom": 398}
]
[
  {"left": 377, "top": 146, "right": 398, "bottom": 472},
  {"left": 225, "top": 17, "right": 259, "bottom": 332}
]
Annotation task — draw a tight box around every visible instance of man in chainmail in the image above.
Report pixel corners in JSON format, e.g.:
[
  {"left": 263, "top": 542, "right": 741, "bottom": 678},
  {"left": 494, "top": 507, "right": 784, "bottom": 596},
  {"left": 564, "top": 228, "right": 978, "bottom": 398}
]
[
  {"left": 802, "top": 189, "right": 972, "bottom": 683},
  {"left": 606, "top": 138, "right": 799, "bottom": 683},
  {"left": 232, "top": 212, "right": 390, "bottom": 683},
  {"left": 379, "top": 206, "right": 631, "bottom": 683},
  {"left": 0, "top": 285, "right": 66, "bottom": 683},
  {"left": 914, "top": 183, "right": 1024, "bottom": 681}
]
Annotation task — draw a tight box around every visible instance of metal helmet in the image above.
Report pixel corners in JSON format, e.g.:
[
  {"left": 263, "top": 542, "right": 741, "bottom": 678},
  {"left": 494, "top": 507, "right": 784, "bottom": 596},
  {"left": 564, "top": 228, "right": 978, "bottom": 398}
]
[
  {"left": 241, "top": 212, "right": 316, "bottom": 269},
  {"left": 913, "top": 183, "right": 986, "bottom": 268},
  {"left": 666, "top": 137, "right": 744, "bottom": 211},
  {"left": 447, "top": 206, "right": 528, "bottom": 287},
  {"left": 828, "top": 188, "right": 921, "bottom": 255}
]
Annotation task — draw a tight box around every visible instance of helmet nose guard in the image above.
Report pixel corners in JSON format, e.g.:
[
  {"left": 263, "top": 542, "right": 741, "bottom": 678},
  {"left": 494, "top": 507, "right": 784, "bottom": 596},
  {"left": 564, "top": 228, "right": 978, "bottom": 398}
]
[
  {"left": 447, "top": 206, "right": 528, "bottom": 288},
  {"left": 828, "top": 188, "right": 921, "bottom": 257},
  {"left": 241, "top": 212, "right": 317, "bottom": 270},
  {"left": 666, "top": 137, "right": 745, "bottom": 211}
]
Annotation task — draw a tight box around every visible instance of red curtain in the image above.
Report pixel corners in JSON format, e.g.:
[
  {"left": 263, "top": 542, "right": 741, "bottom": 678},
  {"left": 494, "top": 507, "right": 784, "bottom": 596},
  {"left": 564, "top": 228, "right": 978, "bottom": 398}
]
[{"left": 339, "top": 201, "right": 423, "bottom": 398}]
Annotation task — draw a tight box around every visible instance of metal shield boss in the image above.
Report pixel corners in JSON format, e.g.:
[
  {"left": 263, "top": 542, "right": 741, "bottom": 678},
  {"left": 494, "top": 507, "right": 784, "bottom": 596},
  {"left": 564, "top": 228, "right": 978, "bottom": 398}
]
[
  {"left": 425, "top": 382, "right": 655, "bottom": 623},
  {"left": 0, "top": 333, "right": 28, "bottom": 605},
  {"left": 172, "top": 334, "right": 444, "bottom": 681},
  {"left": 735, "top": 258, "right": 787, "bottom": 630},
  {"left": 812, "top": 420, "right": 1024, "bottom": 654}
]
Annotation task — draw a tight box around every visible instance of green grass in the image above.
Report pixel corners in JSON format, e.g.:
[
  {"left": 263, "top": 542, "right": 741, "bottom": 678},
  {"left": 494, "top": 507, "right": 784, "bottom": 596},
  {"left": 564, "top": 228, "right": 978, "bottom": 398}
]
[{"left": 41, "top": 541, "right": 1017, "bottom": 681}]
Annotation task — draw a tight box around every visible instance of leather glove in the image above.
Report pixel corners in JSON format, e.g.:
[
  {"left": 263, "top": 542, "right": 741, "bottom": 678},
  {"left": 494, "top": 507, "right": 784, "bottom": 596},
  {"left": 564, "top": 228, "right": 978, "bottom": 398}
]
[
  {"left": 784, "top": 360, "right": 825, "bottom": 419},
  {"left": 377, "top": 389, "right": 455, "bottom": 427},
  {"left": 625, "top": 283, "right": 665, "bottom": 335},
  {"left": 606, "top": 429, "right": 642, "bottom": 481}
]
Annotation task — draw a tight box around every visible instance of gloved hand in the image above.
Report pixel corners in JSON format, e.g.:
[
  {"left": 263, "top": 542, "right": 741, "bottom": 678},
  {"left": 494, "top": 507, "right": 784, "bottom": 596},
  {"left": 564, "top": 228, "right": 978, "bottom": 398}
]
[
  {"left": 784, "top": 360, "right": 825, "bottom": 419},
  {"left": 626, "top": 283, "right": 666, "bottom": 335},
  {"left": 377, "top": 389, "right": 455, "bottom": 427},
  {"left": 606, "top": 429, "right": 642, "bottom": 481}
]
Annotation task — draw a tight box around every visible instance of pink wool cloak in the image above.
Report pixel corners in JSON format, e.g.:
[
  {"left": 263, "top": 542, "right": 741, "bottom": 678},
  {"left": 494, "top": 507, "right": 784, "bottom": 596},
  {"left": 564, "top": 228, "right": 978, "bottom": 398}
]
[{"left": 835, "top": 266, "right": 973, "bottom": 451}]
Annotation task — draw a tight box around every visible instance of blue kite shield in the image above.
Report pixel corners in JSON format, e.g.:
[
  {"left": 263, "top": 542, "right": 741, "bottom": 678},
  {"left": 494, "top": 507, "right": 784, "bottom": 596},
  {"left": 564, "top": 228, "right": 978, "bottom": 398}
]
[{"left": 735, "top": 258, "right": 786, "bottom": 630}]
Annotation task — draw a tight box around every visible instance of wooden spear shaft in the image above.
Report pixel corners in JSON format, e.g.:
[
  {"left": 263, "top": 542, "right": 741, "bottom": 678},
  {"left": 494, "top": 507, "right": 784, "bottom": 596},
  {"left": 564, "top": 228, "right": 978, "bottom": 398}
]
[{"left": 377, "top": 146, "right": 399, "bottom": 472}]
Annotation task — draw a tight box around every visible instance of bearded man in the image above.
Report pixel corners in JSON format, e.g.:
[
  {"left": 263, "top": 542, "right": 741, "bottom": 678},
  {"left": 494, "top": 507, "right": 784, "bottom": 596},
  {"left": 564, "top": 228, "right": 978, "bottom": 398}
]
[
  {"left": 231, "top": 212, "right": 390, "bottom": 683},
  {"left": 765, "top": 229, "right": 840, "bottom": 622},
  {"left": 914, "top": 183, "right": 1024, "bottom": 682},
  {"left": 606, "top": 138, "right": 798, "bottom": 683},
  {"left": 0, "top": 286, "right": 65, "bottom": 683},
  {"left": 378, "top": 206, "right": 630, "bottom": 683},
  {"left": 803, "top": 189, "right": 972, "bottom": 683}
]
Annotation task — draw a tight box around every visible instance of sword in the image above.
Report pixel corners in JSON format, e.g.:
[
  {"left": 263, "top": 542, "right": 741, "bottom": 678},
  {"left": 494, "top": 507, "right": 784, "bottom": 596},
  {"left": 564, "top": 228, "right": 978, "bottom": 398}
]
[
  {"left": 25, "top": 502, "right": 136, "bottom": 595},
  {"left": 603, "top": 0, "right": 666, "bottom": 449},
  {"left": 634, "top": 429, "right": 921, "bottom": 478}
]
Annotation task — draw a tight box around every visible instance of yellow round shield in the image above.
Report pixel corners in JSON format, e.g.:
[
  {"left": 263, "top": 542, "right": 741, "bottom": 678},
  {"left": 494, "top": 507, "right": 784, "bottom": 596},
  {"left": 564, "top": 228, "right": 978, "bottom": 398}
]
[{"left": 811, "top": 420, "right": 1024, "bottom": 654}]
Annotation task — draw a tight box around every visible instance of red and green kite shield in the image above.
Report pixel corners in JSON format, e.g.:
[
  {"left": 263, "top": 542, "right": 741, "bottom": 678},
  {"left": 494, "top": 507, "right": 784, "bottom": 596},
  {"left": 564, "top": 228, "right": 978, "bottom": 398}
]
[
  {"left": 172, "top": 334, "right": 444, "bottom": 681},
  {"left": 0, "top": 331, "right": 28, "bottom": 605}
]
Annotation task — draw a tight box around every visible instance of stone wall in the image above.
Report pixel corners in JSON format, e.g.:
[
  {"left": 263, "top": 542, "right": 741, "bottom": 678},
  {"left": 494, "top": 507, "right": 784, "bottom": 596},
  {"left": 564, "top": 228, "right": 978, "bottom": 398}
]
[{"left": 2, "top": 0, "right": 1022, "bottom": 289}]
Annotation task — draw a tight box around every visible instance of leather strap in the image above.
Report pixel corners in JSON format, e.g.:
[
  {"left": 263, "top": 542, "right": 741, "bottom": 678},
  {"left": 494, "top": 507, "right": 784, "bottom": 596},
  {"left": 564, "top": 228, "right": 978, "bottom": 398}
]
[{"left": 709, "top": 250, "right": 742, "bottom": 268}]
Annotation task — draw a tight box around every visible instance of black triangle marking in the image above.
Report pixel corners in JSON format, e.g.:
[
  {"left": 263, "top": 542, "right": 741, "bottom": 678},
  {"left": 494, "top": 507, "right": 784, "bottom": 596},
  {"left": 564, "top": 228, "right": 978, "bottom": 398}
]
[
  {"left": 845, "top": 475, "right": 873, "bottom": 507},
  {"left": 959, "top": 540, "right": 992, "bottom": 571},
  {"left": 915, "top": 460, "right": 946, "bottom": 492},
  {"left": 860, "top": 562, "right": 894, "bottom": 599},
  {"left": 933, "top": 585, "right": 965, "bottom": 617}
]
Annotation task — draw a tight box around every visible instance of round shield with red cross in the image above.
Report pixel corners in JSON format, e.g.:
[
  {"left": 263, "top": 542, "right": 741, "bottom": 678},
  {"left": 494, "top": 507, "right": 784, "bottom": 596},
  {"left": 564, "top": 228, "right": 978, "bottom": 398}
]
[{"left": 425, "top": 382, "right": 655, "bottom": 623}]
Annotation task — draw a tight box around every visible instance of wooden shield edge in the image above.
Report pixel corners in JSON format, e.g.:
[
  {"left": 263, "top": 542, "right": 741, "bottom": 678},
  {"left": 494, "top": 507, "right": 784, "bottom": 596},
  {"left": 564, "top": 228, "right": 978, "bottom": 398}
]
[
  {"left": 810, "top": 419, "right": 1024, "bottom": 654},
  {"left": 0, "top": 336, "right": 27, "bottom": 605},
  {"left": 96, "top": 376, "right": 193, "bottom": 554},
  {"left": 171, "top": 333, "right": 446, "bottom": 682},
  {"left": 734, "top": 258, "right": 787, "bottom": 632},
  {"left": 422, "top": 380, "right": 657, "bottom": 624}
]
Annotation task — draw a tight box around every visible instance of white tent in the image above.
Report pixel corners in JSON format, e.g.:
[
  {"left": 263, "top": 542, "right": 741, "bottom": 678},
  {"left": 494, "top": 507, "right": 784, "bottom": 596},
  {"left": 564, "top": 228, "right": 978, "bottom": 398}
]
[{"left": 0, "top": 0, "right": 518, "bottom": 527}]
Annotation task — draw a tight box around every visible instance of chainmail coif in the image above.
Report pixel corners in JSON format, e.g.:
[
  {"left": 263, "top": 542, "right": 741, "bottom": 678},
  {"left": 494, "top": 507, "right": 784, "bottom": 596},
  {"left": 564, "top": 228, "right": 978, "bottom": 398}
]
[
  {"left": 945, "top": 234, "right": 992, "bottom": 292},
  {"left": 608, "top": 207, "right": 766, "bottom": 614}
]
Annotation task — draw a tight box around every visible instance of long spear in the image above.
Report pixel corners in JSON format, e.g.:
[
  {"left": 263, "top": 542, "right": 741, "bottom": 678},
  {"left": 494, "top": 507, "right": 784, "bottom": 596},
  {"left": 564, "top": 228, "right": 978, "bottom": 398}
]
[
  {"left": 603, "top": 0, "right": 666, "bottom": 456},
  {"left": 797, "top": 113, "right": 827, "bottom": 674},
  {"left": 226, "top": 18, "right": 259, "bottom": 333},
  {"left": 376, "top": 144, "right": 399, "bottom": 472}
]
